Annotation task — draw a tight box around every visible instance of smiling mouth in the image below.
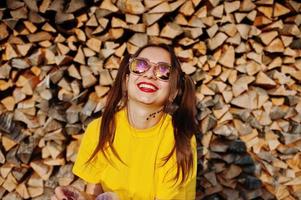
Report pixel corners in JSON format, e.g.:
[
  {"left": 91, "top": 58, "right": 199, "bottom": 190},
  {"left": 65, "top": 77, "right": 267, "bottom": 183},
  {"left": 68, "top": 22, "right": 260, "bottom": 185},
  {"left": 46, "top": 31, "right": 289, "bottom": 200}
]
[{"left": 137, "top": 82, "right": 158, "bottom": 93}]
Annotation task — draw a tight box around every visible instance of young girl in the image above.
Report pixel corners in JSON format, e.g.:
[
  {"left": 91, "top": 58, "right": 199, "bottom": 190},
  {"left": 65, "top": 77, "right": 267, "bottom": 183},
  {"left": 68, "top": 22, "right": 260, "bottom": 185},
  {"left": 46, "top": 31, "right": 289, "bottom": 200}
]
[{"left": 52, "top": 44, "right": 198, "bottom": 200}]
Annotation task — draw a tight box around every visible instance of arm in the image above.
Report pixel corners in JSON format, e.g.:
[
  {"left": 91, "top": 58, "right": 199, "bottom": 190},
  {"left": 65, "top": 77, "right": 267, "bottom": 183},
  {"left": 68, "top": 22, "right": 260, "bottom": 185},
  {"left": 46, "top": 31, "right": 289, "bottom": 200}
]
[{"left": 72, "top": 118, "right": 107, "bottom": 183}]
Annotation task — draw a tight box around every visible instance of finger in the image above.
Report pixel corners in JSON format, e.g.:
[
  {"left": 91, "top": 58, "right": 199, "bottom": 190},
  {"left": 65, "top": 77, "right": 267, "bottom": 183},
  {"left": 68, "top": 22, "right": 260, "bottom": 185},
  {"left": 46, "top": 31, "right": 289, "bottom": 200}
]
[
  {"left": 55, "top": 185, "right": 88, "bottom": 200},
  {"left": 96, "top": 192, "right": 119, "bottom": 200},
  {"left": 55, "top": 186, "right": 69, "bottom": 200},
  {"left": 51, "top": 195, "right": 58, "bottom": 200},
  {"left": 110, "top": 192, "right": 120, "bottom": 200},
  {"left": 96, "top": 193, "right": 112, "bottom": 200}
]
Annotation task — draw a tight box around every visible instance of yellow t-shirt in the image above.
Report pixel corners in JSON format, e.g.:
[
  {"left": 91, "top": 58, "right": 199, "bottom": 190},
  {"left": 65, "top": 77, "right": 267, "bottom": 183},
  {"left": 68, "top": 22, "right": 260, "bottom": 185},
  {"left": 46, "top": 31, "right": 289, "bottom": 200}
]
[{"left": 72, "top": 109, "right": 197, "bottom": 200}]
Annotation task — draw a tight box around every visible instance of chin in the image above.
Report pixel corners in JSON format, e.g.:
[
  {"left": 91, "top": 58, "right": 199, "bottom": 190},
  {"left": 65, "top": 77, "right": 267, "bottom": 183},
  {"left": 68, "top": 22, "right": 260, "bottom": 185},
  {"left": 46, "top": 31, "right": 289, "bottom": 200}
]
[
  {"left": 138, "top": 99, "right": 156, "bottom": 105},
  {"left": 136, "top": 98, "right": 162, "bottom": 106}
]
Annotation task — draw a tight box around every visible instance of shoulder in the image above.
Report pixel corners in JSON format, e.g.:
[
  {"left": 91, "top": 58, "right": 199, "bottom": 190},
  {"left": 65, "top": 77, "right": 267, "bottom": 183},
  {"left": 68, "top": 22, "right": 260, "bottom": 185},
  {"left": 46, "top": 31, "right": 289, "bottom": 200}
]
[
  {"left": 87, "top": 117, "right": 102, "bottom": 129},
  {"left": 82, "top": 117, "right": 102, "bottom": 141},
  {"left": 84, "top": 109, "right": 124, "bottom": 137}
]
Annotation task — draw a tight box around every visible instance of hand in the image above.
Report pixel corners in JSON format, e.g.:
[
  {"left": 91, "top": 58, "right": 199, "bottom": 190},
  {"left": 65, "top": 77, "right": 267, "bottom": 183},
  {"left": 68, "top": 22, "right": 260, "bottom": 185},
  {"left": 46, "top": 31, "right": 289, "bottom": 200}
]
[
  {"left": 51, "top": 186, "right": 93, "bottom": 200},
  {"left": 95, "top": 192, "right": 120, "bottom": 200}
]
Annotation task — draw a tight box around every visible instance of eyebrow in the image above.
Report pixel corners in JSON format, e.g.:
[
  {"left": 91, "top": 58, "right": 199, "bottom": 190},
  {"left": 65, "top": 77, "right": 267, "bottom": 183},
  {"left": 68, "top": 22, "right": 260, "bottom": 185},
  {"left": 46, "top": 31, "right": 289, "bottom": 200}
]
[{"left": 135, "top": 57, "right": 171, "bottom": 65}]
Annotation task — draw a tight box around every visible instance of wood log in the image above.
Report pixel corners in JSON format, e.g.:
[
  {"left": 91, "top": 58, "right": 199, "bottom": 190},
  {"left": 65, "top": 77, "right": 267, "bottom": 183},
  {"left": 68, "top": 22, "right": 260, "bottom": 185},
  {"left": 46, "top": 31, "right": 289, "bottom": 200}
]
[
  {"left": 80, "top": 65, "right": 97, "bottom": 88},
  {"left": 2, "top": 173, "right": 18, "bottom": 192},
  {"left": 273, "top": 3, "right": 291, "bottom": 18},
  {"left": 2, "top": 192, "right": 22, "bottom": 200},
  {"left": 0, "top": 0, "right": 300, "bottom": 199},
  {"left": 56, "top": 164, "right": 75, "bottom": 186},
  {"left": 208, "top": 32, "right": 228, "bottom": 50},
  {"left": 179, "top": 1, "right": 194, "bottom": 16},
  {"left": 30, "top": 161, "right": 53, "bottom": 180},
  {"left": 16, "top": 182, "right": 30, "bottom": 199},
  {"left": 86, "top": 38, "right": 102, "bottom": 52}
]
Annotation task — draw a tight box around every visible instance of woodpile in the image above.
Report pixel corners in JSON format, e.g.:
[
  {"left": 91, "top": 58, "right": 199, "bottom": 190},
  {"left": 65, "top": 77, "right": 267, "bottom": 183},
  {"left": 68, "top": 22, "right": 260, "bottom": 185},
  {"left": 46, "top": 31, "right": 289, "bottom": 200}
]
[{"left": 0, "top": 0, "right": 300, "bottom": 199}]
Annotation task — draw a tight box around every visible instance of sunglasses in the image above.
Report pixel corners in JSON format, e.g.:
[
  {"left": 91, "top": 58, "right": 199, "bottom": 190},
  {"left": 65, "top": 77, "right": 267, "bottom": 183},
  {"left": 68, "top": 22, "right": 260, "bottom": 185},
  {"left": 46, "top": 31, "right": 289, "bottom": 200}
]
[{"left": 129, "top": 57, "right": 171, "bottom": 81}]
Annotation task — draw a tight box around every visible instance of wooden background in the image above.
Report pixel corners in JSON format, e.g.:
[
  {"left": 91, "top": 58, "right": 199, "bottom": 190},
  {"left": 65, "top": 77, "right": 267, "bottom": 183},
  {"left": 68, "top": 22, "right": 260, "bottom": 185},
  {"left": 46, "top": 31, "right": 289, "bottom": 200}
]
[{"left": 0, "top": 0, "right": 300, "bottom": 199}]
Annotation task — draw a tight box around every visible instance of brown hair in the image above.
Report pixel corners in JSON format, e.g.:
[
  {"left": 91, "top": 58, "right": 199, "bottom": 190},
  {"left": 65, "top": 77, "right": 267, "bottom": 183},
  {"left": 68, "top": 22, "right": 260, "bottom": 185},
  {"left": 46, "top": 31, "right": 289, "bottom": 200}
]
[{"left": 88, "top": 43, "right": 198, "bottom": 185}]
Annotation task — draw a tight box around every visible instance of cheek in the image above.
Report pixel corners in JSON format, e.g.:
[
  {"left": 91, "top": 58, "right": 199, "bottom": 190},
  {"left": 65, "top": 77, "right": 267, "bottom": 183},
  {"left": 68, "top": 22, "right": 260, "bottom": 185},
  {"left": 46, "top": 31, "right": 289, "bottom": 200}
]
[
  {"left": 160, "top": 83, "right": 171, "bottom": 97},
  {"left": 127, "top": 74, "right": 136, "bottom": 87},
  {"left": 127, "top": 74, "right": 139, "bottom": 92},
  {"left": 128, "top": 73, "right": 139, "bottom": 82}
]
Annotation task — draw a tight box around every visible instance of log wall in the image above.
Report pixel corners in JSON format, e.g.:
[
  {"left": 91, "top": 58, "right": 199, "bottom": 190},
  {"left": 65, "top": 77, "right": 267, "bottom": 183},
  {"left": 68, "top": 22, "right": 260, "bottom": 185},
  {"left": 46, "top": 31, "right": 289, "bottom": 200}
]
[{"left": 0, "top": 0, "right": 300, "bottom": 199}]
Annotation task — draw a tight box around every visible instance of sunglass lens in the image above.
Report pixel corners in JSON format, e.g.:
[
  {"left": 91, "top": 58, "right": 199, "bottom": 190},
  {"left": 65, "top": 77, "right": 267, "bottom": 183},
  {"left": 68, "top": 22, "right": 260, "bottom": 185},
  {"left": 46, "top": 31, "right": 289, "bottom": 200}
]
[
  {"left": 156, "top": 64, "right": 170, "bottom": 80},
  {"left": 131, "top": 59, "right": 149, "bottom": 74}
]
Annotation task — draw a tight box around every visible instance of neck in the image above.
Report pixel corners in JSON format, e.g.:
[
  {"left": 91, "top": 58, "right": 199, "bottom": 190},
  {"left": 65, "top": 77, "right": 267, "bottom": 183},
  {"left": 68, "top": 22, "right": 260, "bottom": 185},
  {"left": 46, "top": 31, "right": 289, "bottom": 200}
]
[{"left": 126, "top": 100, "right": 164, "bottom": 129}]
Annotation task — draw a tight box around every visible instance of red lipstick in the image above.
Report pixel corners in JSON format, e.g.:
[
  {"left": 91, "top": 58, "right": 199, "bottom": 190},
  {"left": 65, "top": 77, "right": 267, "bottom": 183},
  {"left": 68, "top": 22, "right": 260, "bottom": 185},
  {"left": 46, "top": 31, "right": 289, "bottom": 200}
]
[{"left": 137, "top": 82, "right": 158, "bottom": 93}]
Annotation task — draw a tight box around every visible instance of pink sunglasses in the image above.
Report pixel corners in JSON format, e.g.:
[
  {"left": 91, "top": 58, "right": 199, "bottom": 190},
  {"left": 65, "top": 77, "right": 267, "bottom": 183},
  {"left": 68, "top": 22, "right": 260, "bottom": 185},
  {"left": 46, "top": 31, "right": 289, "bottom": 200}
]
[{"left": 129, "top": 57, "right": 171, "bottom": 81}]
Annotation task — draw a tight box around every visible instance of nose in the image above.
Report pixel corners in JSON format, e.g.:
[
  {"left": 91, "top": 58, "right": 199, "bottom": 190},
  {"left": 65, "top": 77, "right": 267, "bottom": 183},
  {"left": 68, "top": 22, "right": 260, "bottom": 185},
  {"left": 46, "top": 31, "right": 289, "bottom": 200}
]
[{"left": 142, "top": 65, "right": 157, "bottom": 80}]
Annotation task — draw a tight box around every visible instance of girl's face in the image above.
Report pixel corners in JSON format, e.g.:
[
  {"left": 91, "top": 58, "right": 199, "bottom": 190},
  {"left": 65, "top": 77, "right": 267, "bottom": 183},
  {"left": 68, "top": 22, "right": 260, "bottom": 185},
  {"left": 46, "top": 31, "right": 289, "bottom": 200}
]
[{"left": 126, "top": 47, "right": 171, "bottom": 108}]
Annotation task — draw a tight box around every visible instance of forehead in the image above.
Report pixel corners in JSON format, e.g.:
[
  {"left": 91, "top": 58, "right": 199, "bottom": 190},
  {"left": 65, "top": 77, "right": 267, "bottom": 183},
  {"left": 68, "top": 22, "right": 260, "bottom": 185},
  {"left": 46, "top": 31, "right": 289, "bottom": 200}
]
[{"left": 138, "top": 47, "right": 171, "bottom": 64}]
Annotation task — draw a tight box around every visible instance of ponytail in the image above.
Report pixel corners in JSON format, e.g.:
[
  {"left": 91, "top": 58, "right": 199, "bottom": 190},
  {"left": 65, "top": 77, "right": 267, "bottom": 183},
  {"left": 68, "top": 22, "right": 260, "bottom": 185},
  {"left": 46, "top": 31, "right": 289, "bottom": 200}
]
[
  {"left": 177, "top": 73, "right": 197, "bottom": 134},
  {"left": 164, "top": 72, "right": 198, "bottom": 185}
]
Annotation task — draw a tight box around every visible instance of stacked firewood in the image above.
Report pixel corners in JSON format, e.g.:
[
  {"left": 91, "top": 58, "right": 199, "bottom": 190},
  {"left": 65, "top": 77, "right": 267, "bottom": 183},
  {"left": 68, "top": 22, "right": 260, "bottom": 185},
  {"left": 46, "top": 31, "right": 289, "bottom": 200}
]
[{"left": 0, "top": 0, "right": 300, "bottom": 199}]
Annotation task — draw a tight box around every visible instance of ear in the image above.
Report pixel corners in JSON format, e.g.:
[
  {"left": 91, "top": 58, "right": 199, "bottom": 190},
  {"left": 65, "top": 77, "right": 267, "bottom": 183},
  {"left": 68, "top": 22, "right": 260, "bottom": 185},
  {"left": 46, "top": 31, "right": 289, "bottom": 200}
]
[
  {"left": 167, "top": 78, "right": 181, "bottom": 104},
  {"left": 165, "top": 89, "right": 178, "bottom": 111},
  {"left": 164, "top": 89, "right": 180, "bottom": 114},
  {"left": 171, "top": 89, "right": 178, "bottom": 102}
]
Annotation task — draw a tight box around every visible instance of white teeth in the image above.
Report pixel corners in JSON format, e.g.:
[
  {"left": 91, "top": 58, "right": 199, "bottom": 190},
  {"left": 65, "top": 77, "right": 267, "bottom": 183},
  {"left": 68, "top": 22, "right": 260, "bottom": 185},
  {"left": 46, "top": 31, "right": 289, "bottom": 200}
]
[{"left": 138, "top": 84, "right": 156, "bottom": 90}]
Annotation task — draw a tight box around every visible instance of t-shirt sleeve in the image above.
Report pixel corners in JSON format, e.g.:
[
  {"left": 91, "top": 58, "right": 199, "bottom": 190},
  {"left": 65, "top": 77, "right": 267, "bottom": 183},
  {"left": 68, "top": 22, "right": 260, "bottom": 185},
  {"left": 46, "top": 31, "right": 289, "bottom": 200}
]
[
  {"left": 72, "top": 118, "right": 106, "bottom": 184},
  {"left": 156, "top": 135, "right": 197, "bottom": 200}
]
